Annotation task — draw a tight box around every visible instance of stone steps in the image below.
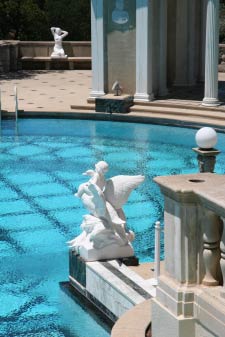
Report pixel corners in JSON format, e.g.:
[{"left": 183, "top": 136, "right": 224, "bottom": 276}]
[
  {"left": 133, "top": 99, "right": 225, "bottom": 112},
  {"left": 111, "top": 299, "right": 152, "bottom": 337},
  {"left": 70, "top": 103, "right": 95, "bottom": 111},
  {"left": 129, "top": 104, "right": 225, "bottom": 129}
]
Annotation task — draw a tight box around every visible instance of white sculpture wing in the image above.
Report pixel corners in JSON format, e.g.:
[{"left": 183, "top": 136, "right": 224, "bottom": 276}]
[
  {"left": 82, "top": 170, "right": 95, "bottom": 176},
  {"left": 104, "top": 175, "right": 145, "bottom": 209}
]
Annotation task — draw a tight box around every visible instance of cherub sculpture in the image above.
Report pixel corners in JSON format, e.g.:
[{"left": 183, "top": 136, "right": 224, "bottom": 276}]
[{"left": 68, "top": 161, "right": 145, "bottom": 261}]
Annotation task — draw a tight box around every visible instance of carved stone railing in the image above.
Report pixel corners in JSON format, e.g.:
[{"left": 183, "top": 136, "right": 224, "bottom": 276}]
[
  {"left": 202, "top": 208, "right": 221, "bottom": 287},
  {"left": 152, "top": 173, "right": 225, "bottom": 337},
  {"left": 220, "top": 217, "right": 225, "bottom": 297}
]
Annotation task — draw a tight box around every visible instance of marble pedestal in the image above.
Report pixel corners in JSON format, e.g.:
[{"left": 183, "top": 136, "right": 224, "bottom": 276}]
[
  {"left": 192, "top": 147, "right": 220, "bottom": 173},
  {"left": 51, "top": 55, "right": 68, "bottom": 59},
  {"left": 95, "top": 94, "right": 133, "bottom": 113},
  {"left": 74, "top": 242, "right": 134, "bottom": 262}
]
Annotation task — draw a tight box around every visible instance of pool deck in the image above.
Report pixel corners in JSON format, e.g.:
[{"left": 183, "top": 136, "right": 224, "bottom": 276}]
[
  {"left": 0, "top": 70, "right": 92, "bottom": 114},
  {"left": 1, "top": 70, "right": 225, "bottom": 131}
]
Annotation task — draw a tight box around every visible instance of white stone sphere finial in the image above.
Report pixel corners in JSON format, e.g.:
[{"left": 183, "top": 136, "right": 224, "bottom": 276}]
[{"left": 195, "top": 127, "right": 218, "bottom": 149}]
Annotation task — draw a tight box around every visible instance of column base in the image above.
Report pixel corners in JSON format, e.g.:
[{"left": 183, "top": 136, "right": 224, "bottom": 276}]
[
  {"left": 89, "top": 90, "right": 105, "bottom": 99},
  {"left": 134, "top": 93, "right": 154, "bottom": 102},
  {"left": 152, "top": 299, "right": 195, "bottom": 337},
  {"left": 202, "top": 97, "right": 220, "bottom": 107}
]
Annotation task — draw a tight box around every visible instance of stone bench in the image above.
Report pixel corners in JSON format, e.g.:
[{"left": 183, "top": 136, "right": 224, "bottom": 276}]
[{"left": 20, "top": 56, "right": 91, "bottom": 70}]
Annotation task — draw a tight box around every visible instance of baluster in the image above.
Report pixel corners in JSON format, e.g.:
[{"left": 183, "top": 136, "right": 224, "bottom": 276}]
[
  {"left": 220, "top": 217, "right": 225, "bottom": 296},
  {"left": 202, "top": 209, "right": 220, "bottom": 286}
]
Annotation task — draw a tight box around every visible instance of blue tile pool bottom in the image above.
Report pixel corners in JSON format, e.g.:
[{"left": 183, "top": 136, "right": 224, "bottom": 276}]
[{"left": 1, "top": 118, "right": 225, "bottom": 336}]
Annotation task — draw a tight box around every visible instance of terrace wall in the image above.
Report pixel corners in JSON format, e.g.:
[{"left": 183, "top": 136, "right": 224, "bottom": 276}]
[{"left": 0, "top": 41, "right": 91, "bottom": 72}]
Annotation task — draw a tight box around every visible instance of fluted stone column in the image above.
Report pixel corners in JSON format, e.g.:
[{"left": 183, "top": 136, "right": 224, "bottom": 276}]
[
  {"left": 89, "top": 0, "right": 105, "bottom": 98},
  {"left": 202, "top": 0, "right": 220, "bottom": 106},
  {"left": 158, "top": 0, "right": 168, "bottom": 96},
  {"left": 134, "top": 0, "right": 154, "bottom": 102},
  {"left": 200, "top": 0, "right": 207, "bottom": 81}
]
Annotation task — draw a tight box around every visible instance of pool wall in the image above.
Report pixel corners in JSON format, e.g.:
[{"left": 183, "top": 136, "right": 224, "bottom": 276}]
[{"left": 69, "top": 251, "right": 155, "bottom": 321}]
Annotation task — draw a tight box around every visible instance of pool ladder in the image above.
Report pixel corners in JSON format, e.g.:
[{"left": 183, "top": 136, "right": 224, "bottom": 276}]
[
  {"left": 0, "top": 86, "right": 18, "bottom": 134},
  {"left": 14, "top": 85, "right": 18, "bottom": 122},
  {"left": 152, "top": 221, "right": 163, "bottom": 286},
  {"left": 0, "top": 85, "right": 18, "bottom": 120}
]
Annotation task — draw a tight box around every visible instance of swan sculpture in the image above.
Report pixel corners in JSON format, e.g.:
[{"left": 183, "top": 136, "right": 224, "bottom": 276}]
[{"left": 68, "top": 161, "right": 145, "bottom": 261}]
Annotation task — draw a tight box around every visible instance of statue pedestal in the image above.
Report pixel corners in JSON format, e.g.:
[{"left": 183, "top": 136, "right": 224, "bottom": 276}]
[
  {"left": 68, "top": 251, "right": 154, "bottom": 322},
  {"left": 95, "top": 94, "right": 133, "bottom": 113},
  {"left": 51, "top": 55, "right": 68, "bottom": 59},
  {"left": 192, "top": 147, "right": 220, "bottom": 173},
  {"left": 73, "top": 242, "right": 134, "bottom": 262}
]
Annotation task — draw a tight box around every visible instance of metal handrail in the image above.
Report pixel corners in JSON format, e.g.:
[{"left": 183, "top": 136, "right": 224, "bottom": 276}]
[{"left": 14, "top": 85, "right": 18, "bottom": 122}]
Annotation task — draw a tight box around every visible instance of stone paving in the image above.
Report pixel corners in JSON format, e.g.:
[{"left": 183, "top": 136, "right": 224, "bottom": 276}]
[
  {"left": 1, "top": 70, "right": 225, "bottom": 126},
  {"left": 1, "top": 70, "right": 225, "bottom": 115},
  {"left": 0, "top": 70, "right": 91, "bottom": 113}
]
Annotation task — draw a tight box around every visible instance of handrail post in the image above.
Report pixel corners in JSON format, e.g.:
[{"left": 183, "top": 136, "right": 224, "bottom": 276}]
[
  {"left": 153, "top": 221, "right": 161, "bottom": 285},
  {"left": 14, "top": 85, "right": 18, "bottom": 122}
]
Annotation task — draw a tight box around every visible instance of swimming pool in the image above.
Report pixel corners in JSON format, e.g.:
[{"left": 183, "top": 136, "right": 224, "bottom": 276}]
[{"left": 1, "top": 118, "right": 225, "bottom": 337}]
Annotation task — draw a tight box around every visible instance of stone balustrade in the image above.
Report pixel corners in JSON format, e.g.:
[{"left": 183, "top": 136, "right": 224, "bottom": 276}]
[
  {"left": 220, "top": 218, "right": 225, "bottom": 296},
  {"left": 152, "top": 173, "right": 225, "bottom": 337}
]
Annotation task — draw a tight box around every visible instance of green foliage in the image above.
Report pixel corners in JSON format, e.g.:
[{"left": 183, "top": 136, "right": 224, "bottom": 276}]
[
  {"left": 1, "top": 0, "right": 224, "bottom": 43},
  {"left": 0, "top": 0, "right": 90, "bottom": 41},
  {"left": 0, "top": 0, "right": 47, "bottom": 40},
  {"left": 45, "top": 0, "right": 91, "bottom": 41}
]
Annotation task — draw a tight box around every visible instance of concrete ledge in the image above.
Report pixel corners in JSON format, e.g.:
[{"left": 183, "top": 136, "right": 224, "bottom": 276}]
[
  {"left": 0, "top": 40, "right": 91, "bottom": 72},
  {"left": 3, "top": 109, "right": 225, "bottom": 133},
  {"left": 19, "top": 40, "right": 91, "bottom": 58},
  {"left": 20, "top": 56, "right": 91, "bottom": 70}
]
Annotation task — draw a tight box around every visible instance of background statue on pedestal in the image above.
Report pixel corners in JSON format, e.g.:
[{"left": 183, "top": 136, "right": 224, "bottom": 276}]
[
  {"left": 50, "top": 27, "right": 68, "bottom": 58},
  {"left": 68, "top": 161, "right": 145, "bottom": 261}
]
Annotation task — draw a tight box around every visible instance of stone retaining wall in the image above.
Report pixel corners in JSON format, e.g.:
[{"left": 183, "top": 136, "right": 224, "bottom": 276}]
[
  {"left": 0, "top": 40, "right": 91, "bottom": 72},
  {"left": 1, "top": 41, "right": 224, "bottom": 74},
  {"left": 0, "top": 41, "right": 19, "bottom": 72}
]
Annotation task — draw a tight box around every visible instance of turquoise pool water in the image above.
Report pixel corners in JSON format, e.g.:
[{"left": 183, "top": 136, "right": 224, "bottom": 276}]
[{"left": 1, "top": 118, "right": 225, "bottom": 337}]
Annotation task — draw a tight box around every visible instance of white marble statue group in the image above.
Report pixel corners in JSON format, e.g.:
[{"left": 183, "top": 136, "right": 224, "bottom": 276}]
[{"left": 68, "top": 161, "right": 145, "bottom": 261}]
